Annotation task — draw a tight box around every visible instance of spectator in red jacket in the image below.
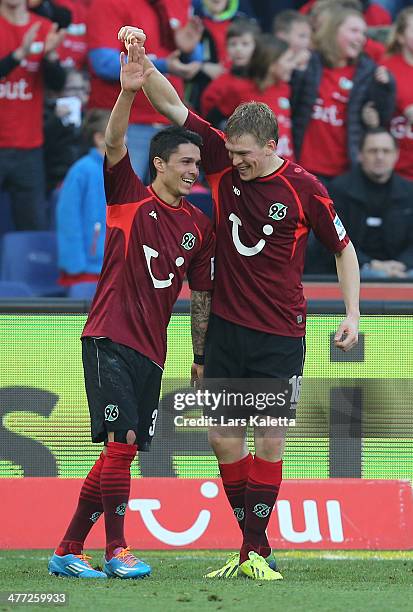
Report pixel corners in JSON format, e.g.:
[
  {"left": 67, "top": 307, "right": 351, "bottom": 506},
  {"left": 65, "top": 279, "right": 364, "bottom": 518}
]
[
  {"left": 0, "top": 0, "right": 66, "bottom": 230},
  {"left": 382, "top": 7, "right": 413, "bottom": 181},
  {"left": 200, "top": 17, "right": 259, "bottom": 126},
  {"left": 87, "top": 0, "right": 201, "bottom": 181},
  {"left": 273, "top": 10, "right": 312, "bottom": 70}
]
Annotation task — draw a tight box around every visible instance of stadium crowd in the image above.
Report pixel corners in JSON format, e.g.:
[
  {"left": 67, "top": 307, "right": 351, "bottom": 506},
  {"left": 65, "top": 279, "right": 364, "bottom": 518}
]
[{"left": 1, "top": 0, "right": 413, "bottom": 297}]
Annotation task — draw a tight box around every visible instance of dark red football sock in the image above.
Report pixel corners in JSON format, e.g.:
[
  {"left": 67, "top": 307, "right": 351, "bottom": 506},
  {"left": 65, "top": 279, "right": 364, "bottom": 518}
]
[
  {"left": 240, "top": 456, "right": 282, "bottom": 564},
  {"left": 101, "top": 442, "right": 137, "bottom": 559},
  {"left": 219, "top": 453, "right": 253, "bottom": 534},
  {"left": 56, "top": 451, "right": 105, "bottom": 556}
]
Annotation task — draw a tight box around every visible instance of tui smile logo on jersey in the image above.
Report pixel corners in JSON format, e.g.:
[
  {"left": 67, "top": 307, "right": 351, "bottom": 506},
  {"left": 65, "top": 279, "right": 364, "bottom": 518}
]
[
  {"left": 181, "top": 232, "right": 196, "bottom": 250},
  {"left": 268, "top": 202, "right": 288, "bottom": 221}
]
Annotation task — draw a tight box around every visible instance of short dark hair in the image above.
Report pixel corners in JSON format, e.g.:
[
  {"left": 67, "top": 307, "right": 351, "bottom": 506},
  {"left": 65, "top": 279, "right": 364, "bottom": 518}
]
[
  {"left": 149, "top": 126, "right": 203, "bottom": 180},
  {"left": 360, "top": 128, "right": 398, "bottom": 151},
  {"left": 226, "top": 17, "right": 261, "bottom": 41}
]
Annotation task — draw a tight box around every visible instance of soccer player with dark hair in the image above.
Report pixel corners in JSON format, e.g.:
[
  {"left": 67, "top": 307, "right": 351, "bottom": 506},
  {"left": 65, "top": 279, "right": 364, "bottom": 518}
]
[
  {"left": 48, "top": 40, "right": 215, "bottom": 579},
  {"left": 119, "top": 25, "right": 360, "bottom": 581}
]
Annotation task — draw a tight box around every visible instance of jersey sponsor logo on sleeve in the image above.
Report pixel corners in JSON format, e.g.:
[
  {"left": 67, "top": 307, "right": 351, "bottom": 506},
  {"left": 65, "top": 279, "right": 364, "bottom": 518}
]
[
  {"left": 181, "top": 232, "right": 196, "bottom": 250},
  {"left": 333, "top": 214, "right": 346, "bottom": 241},
  {"left": 268, "top": 202, "right": 288, "bottom": 221}
]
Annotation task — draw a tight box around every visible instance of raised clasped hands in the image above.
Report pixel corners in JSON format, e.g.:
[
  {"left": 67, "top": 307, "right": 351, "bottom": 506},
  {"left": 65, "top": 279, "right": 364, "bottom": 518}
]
[{"left": 118, "top": 26, "right": 146, "bottom": 51}]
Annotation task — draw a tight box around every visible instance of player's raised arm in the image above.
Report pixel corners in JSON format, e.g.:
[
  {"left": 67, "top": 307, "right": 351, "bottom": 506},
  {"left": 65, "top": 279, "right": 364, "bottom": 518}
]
[
  {"left": 118, "top": 26, "right": 188, "bottom": 127},
  {"left": 105, "top": 42, "right": 154, "bottom": 168},
  {"left": 334, "top": 242, "right": 360, "bottom": 352}
]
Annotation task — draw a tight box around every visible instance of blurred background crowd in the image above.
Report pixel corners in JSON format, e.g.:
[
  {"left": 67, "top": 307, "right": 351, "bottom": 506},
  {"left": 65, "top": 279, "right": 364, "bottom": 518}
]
[{"left": 1, "top": 0, "right": 413, "bottom": 298}]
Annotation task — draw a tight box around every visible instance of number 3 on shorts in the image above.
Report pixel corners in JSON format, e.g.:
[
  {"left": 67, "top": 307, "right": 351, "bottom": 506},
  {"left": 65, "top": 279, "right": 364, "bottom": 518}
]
[{"left": 148, "top": 409, "right": 158, "bottom": 437}]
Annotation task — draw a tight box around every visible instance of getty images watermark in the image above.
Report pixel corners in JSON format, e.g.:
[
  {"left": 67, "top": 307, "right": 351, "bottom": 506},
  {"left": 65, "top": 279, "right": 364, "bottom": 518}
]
[{"left": 172, "top": 377, "right": 302, "bottom": 428}]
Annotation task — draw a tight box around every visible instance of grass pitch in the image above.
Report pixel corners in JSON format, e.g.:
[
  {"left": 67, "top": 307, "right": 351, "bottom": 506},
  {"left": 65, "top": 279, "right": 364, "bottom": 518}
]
[{"left": 0, "top": 550, "right": 412, "bottom": 612}]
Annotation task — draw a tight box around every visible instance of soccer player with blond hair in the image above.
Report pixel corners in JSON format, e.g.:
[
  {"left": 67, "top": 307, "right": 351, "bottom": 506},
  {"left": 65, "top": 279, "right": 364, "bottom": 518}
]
[{"left": 118, "top": 25, "right": 360, "bottom": 581}]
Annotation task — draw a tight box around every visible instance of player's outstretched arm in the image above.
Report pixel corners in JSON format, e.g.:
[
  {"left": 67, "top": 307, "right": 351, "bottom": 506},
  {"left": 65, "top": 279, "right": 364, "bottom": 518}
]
[
  {"left": 118, "top": 26, "right": 188, "bottom": 127},
  {"left": 190, "top": 290, "right": 212, "bottom": 385},
  {"left": 334, "top": 242, "right": 360, "bottom": 352},
  {"left": 105, "top": 42, "right": 154, "bottom": 168}
]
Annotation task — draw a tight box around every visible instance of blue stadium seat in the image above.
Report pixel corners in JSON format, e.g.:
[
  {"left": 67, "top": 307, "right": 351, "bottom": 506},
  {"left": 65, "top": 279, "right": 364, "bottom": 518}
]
[
  {"left": 187, "top": 191, "right": 213, "bottom": 218},
  {"left": 0, "top": 281, "right": 34, "bottom": 297},
  {"left": 0, "top": 191, "right": 15, "bottom": 237},
  {"left": 67, "top": 282, "right": 97, "bottom": 300},
  {"left": 0, "top": 231, "right": 64, "bottom": 297}
]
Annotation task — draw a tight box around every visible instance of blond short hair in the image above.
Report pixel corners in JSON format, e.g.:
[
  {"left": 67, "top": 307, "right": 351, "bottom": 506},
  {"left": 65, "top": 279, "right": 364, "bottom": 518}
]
[{"left": 226, "top": 102, "right": 279, "bottom": 146}]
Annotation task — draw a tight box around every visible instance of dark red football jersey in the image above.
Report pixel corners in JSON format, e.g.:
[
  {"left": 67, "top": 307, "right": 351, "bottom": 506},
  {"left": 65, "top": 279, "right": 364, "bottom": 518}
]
[
  {"left": 83, "top": 152, "right": 215, "bottom": 367},
  {"left": 184, "top": 111, "right": 349, "bottom": 337}
]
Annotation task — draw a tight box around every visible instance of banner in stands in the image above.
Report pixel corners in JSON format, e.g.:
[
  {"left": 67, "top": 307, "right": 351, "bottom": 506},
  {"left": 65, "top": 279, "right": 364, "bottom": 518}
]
[{"left": 1, "top": 478, "right": 412, "bottom": 550}]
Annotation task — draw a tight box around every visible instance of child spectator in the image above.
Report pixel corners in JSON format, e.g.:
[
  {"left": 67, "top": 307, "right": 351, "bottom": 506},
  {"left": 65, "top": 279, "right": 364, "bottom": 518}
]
[
  {"left": 194, "top": 0, "right": 245, "bottom": 66},
  {"left": 273, "top": 10, "right": 312, "bottom": 70},
  {"left": 242, "top": 35, "right": 297, "bottom": 159},
  {"left": 189, "top": 0, "right": 248, "bottom": 110},
  {"left": 382, "top": 7, "right": 413, "bottom": 180},
  {"left": 202, "top": 34, "right": 297, "bottom": 159},
  {"left": 200, "top": 17, "right": 259, "bottom": 126},
  {"left": 0, "top": 0, "right": 66, "bottom": 230},
  {"left": 56, "top": 109, "right": 110, "bottom": 298},
  {"left": 291, "top": 7, "right": 395, "bottom": 184}
]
